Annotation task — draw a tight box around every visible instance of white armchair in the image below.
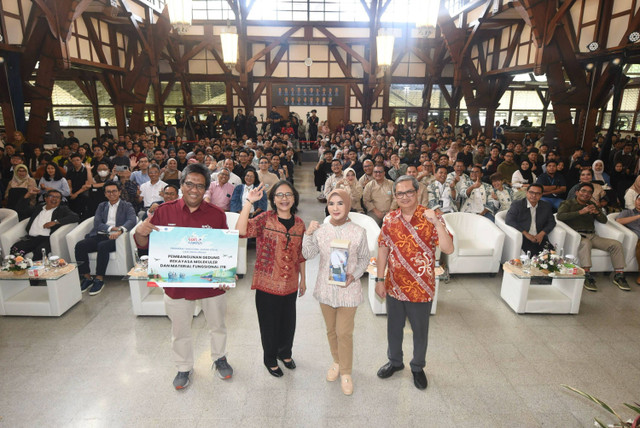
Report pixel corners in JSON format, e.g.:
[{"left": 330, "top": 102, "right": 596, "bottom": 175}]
[
  {"left": 555, "top": 215, "right": 626, "bottom": 272},
  {"left": 0, "top": 209, "right": 19, "bottom": 257},
  {"left": 442, "top": 212, "right": 505, "bottom": 274},
  {"left": 495, "top": 210, "right": 566, "bottom": 263},
  {"left": 607, "top": 212, "right": 638, "bottom": 272},
  {"left": 0, "top": 218, "right": 76, "bottom": 261},
  {"left": 323, "top": 212, "right": 380, "bottom": 257},
  {"left": 66, "top": 217, "right": 133, "bottom": 276},
  {"left": 225, "top": 212, "right": 247, "bottom": 275}
]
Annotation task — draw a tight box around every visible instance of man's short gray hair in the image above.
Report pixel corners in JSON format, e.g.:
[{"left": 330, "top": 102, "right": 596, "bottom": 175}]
[{"left": 393, "top": 175, "right": 419, "bottom": 193}]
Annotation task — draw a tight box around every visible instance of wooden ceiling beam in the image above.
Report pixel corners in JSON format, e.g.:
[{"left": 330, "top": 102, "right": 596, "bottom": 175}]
[
  {"left": 245, "top": 26, "right": 302, "bottom": 72},
  {"left": 316, "top": 26, "right": 371, "bottom": 73}
]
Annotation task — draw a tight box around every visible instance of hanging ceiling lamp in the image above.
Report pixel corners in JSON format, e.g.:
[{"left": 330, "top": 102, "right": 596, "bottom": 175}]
[
  {"left": 377, "top": 29, "right": 394, "bottom": 70},
  {"left": 220, "top": 25, "right": 238, "bottom": 67},
  {"left": 166, "top": 0, "right": 193, "bottom": 34}
]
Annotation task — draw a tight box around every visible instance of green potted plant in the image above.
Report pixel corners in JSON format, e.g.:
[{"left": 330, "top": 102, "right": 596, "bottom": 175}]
[{"left": 562, "top": 385, "right": 640, "bottom": 428}]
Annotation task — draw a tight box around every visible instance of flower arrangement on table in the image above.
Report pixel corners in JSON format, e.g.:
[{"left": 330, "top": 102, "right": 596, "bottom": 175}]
[
  {"left": 531, "top": 248, "right": 578, "bottom": 274},
  {"left": 2, "top": 254, "right": 32, "bottom": 273}
]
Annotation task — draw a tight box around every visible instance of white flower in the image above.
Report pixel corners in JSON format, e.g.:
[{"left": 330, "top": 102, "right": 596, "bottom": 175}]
[{"left": 541, "top": 263, "right": 548, "bottom": 269}]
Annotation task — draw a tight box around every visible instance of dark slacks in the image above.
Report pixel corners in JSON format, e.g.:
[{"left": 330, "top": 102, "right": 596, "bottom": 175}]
[
  {"left": 255, "top": 289, "right": 297, "bottom": 367},
  {"left": 521, "top": 235, "right": 549, "bottom": 255},
  {"left": 11, "top": 235, "right": 50, "bottom": 260},
  {"left": 386, "top": 295, "right": 432, "bottom": 372},
  {"left": 75, "top": 234, "right": 116, "bottom": 276}
]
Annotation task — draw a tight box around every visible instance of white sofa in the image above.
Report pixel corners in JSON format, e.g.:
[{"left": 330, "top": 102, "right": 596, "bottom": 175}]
[
  {"left": 555, "top": 215, "right": 626, "bottom": 272},
  {"left": 0, "top": 218, "right": 77, "bottom": 261},
  {"left": 0, "top": 208, "right": 20, "bottom": 257},
  {"left": 225, "top": 212, "right": 247, "bottom": 275},
  {"left": 495, "top": 210, "right": 566, "bottom": 263},
  {"left": 607, "top": 212, "right": 638, "bottom": 272},
  {"left": 442, "top": 212, "right": 505, "bottom": 274},
  {"left": 66, "top": 217, "right": 133, "bottom": 276}
]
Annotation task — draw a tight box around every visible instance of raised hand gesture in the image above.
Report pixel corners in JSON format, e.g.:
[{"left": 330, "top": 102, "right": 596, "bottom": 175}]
[{"left": 247, "top": 183, "right": 265, "bottom": 203}]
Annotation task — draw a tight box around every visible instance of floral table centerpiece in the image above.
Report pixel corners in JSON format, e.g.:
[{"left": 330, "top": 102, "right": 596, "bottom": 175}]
[
  {"left": 531, "top": 248, "right": 578, "bottom": 275},
  {"left": 2, "top": 255, "right": 32, "bottom": 273}
]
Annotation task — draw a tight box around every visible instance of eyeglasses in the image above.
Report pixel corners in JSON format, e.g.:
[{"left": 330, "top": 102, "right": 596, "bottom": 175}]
[
  {"left": 275, "top": 192, "right": 294, "bottom": 199},
  {"left": 183, "top": 181, "right": 206, "bottom": 191},
  {"left": 395, "top": 189, "right": 417, "bottom": 199},
  {"left": 104, "top": 190, "right": 119, "bottom": 194},
  {"left": 373, "top": 170, "right": 385, "bottom": 174},
  {"left": 527, "top": 191, "right": 542, "bottom": 196}
]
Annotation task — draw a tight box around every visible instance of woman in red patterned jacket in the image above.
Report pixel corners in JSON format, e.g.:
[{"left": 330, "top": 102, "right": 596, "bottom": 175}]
[{"left": 236, "top": 180, "right": 306, "bottom": 377}]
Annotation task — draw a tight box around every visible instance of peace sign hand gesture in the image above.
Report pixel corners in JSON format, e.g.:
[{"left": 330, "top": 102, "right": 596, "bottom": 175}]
[{"left": 247, "top": 183, "right": 265, "bottom": 203}]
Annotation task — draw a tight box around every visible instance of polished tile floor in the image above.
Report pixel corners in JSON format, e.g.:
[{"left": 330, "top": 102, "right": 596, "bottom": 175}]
[{"left": 1, "top": 164, "right": 640, "bottom": 428}]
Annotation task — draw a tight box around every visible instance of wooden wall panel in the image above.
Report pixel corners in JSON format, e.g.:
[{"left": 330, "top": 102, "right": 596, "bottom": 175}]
[
  {"left": 608, "top": 16, "right": 630, "bottom": 48},
  {"left": 351, "top": 63, "right": 364, "bottom": 78},
  {"left": 613, "top": 0, "right": 634, "bottom": 14},
  {"left": 3, "top": 0, "right": 20, "bottom": 14},
  {"left": 5, "top": 16, "right": 22, "bottom": 44}
]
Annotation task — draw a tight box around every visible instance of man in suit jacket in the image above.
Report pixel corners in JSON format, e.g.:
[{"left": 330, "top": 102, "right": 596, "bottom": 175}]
[
  {"left": 75, "top": 180, "right": 137, "bottom": 296},
  {"left": 505, "top": 183, "right": 556, "bottom": 254},
  {"left": 11, "top": 189, "right": 79, "bottom": 260}
]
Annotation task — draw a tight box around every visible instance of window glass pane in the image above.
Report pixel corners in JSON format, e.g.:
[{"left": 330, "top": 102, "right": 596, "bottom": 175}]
[
  {"left": 616, "top": 113, "right": 634, "bottom": 131},
  {"left": 511, "top": 90, "right": 542, "bottom": 110},
  {"left": 191, "top": 82, "right": 226, "bottom": 105},
  {"left": 146, "top": 86, "right": 155, "bottom": 105},
  {"left": 511, "top": 111, "right": 543, "bottom": 127},
  {"left": 606, "top": 96, "right": 613, "bottom": 111},
  {"left": 164, "top": 108, "right": 178, "bottom": 127},
  {"left": 389, "top": 84, "right": 424, "bottom": 107},
  {"left": 247, "top": 0, "right": 367, "bottom": 21},
  {"left": 99, "top": 108, "right": 117, "bottom": 128},
  {"left": 52, "top": 107, "right": 94, "bottom": 126},
  {"left": 163, "top": 82, "right": 183, "bottom": 105},
  {"left": 52, "top": 81, "right": 89, "bottom": 105},
  {"left": 601, "top": 112, "right": 611, "bottom": 128},
  {"left": 96, "top": 81, "right": 112, "bottom": 105},
  {"left": 621, "top": 88, "right": 639, "bottom": 111}
]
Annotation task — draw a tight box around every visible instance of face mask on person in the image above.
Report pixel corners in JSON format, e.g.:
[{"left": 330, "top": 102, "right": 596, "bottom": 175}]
[{"left": 98, "top": 170, "right": 109, "bottom": 178}]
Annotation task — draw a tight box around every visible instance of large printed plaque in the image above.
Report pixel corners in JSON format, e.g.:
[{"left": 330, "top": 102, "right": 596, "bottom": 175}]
[{"left": 147, "top": 227, "right": 239, "bottom": 288}]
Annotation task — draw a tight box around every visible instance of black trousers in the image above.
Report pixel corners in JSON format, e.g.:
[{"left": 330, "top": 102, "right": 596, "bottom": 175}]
[
  {"left": 75, "top": 234, "right": 116, "bottom": 277},
  {"left": 521, "top": 235, "right": 549, "bottom": 255},
  {"left": 11, "top": 235, "right": 50, "bottom": 260},
  {"left": 255, "top": 289, "right": 297, "bottom": 367}
]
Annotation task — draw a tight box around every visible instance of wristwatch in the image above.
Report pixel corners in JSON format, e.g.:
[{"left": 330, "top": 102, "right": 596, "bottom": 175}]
[{"left": 375, "top": 277, "right": 385, "bottom": 282}]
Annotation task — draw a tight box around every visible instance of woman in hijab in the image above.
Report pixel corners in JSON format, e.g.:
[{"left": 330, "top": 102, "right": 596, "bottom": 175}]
[
  {"left": 591, "top": 160, "right": 610, "bottom": 187},
  {"left": 511, "top": 159, "right": 536, "bottom": 200},
  {"left": 4, "top": 164, "right": 37, "bottom": 217},
  {"left": 302, "top": 189, "right": 370, "bottom": 396},
  {"left": 335, "top": 167, "right": 364, "bottom": 213}
]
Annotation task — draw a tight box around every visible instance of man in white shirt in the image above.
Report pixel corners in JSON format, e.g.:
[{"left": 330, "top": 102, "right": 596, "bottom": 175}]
[
  {"left": 11, "top": 190, "right": 79, "bottom": 260},
  {"left": 139, "top": 165, "right": 167, "bottom": 209},
  {"left": 145, "top": 121, "right": 160, "bottom": 137},
  {"left": 212, "top": 158, "right": 241, "bottom": 187},
  {"left": 460, "top": 166, "right": 498, "bottom": 221}
]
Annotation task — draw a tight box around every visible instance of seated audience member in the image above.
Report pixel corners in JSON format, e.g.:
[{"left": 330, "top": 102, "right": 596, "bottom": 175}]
[
  {"left": 496, "top": 150, "right": 518, "bottom": 185},
  {"left": 490, "top": 173, "right": 513, "bottom": 212},
  {"left": 427, "top": 165, "right": 458, "bottom": 214},
  {"left": 616, "top": 194, "right": 640, "bottom": 284},
  {"left": 557, "top": 182, "right": 628, "bottom": 292},
  {"left": 146, "top": 184, "right": 180, "bottom": 219},
  {"left": 362, "top": 165, "right": 394, "bottom": 226},
  {"left": 505, "top": 183, "right": 556, "bottom": 254},
  {"left": 139, "top": 165, "right": 167, "bottom": 210},
  {"left": 358, "top": 159, "right": 375, "bottom": 189},
  {"left": 11, "top": 190, "right": 78, "bottom": 260},
  {"left": 111, "top": 144, "right": 131, "bottom": 168},
  {"left": 322, "top": 159, "right": 344, "bottom": 200},
  {"left": 335, "top": 167, "right": 364, "bottom": 213},
  {"left": 115, "top": 167, "right": 141, "bottom": 213},
  {"left": 230, "top": 169, "right": 267, "bottom": 217},
  {"left": 131, "top": 156, "right": 150, "bottom": 187},
  {"left": 5, "top": 164, "right": 37, "bottom": 218},
  {"left": 447, "top": 160, "right": 470, "bottom": 191},
  {"left": 66, "top": 154, "right": 92, "bottom": 218},
  {"left": 75, "top": 181, "right": 137, "bottom": 296},
  {"left": 566, "top": 168, "right": 607, "bottom": 208},
  {"left": 38, "top": 163, "right": 70, "bottom": 201},
  {"left": 511, "top": 159, "right": 536, "bottom": 195},
  {"left": 591, "top": 160, "right": 610, "bottom": 186},
  {"left": 387, "top": 153, "right": 408, "bottom": 181},
  {"left": 84, "top": 161, "right": 114, "bottom": 220},
  {"left": 160, "top": 158, "right": 181, "bottom": 187},
  {"left": 204, "top": 168, "right": 234, "bottom": 211},
  {"left": 624, "top": 176, "right": 640, "bottom": 210},
  {"left": 213, "top": 159, "right": 242, "bottom": 186},
  {"left": 535, "top": 160, "right": 566, "bottom": 211},
  {"left": 460, "top": 166, "right": 497, "bottom": 222}
]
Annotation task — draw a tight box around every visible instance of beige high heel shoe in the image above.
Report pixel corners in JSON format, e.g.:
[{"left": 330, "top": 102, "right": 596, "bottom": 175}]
[
  {"left": 326, "top": 363, "right": 340, "bottom": 382},
  {"left": 341, "top": 374, "right": 353, "bottom": 395}
]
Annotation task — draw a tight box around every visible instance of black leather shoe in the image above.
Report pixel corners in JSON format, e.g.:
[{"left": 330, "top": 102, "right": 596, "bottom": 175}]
[
  {"left": 266, "top": 365, "right": 283, "bottom": 377},
  {"left": 279, "top": 358, "right": 296, "bottom": 370},
  {"left": 412, "top": 369, "right": 428, "bottom": 390},
  {"left": 377, "top": 362, "right": 404, "bottom": 379}
]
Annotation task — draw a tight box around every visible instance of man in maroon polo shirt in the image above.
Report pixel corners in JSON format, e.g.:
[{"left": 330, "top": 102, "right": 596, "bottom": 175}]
[{"left": 135, "top": 163, "right": 233, "bottom": 390}]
